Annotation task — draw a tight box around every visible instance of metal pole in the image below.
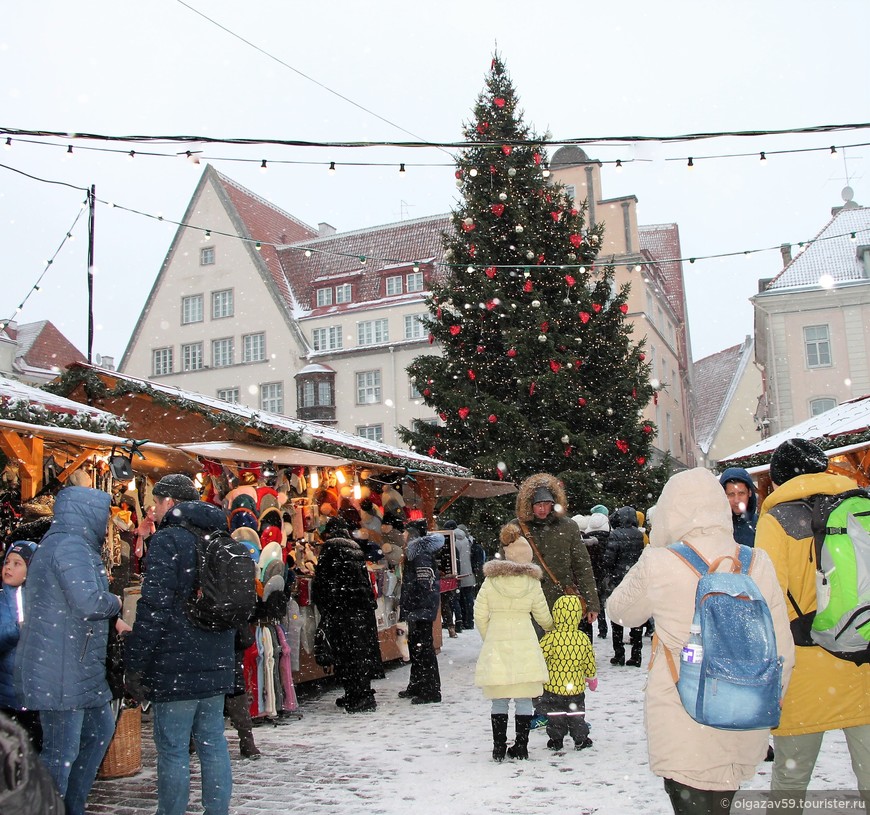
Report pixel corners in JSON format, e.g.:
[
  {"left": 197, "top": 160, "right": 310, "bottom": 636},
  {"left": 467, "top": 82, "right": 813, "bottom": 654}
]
[{"left": 87, "top": 184, "right": 95, "bottom": 364}]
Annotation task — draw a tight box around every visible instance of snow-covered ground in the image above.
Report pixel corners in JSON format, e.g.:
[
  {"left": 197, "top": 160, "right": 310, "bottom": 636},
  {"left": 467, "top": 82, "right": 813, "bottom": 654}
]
[{"left": 236, "top": 628, "right": 855, "bottom": 815}]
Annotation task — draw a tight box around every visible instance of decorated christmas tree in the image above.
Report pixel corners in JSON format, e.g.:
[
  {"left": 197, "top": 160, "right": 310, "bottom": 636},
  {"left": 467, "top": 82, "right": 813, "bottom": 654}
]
[{"left": 400, "top": 55, "right": 667, "bottom": 511}]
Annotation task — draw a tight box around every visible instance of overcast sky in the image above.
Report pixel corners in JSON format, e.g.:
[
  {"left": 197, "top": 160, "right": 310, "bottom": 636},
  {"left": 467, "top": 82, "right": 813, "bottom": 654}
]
[{"left": 2, "top": 0, "right": 868, "bottom": 365}]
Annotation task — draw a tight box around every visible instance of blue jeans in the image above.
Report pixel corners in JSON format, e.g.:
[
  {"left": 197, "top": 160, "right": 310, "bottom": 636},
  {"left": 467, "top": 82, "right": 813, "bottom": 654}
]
[
  {"left": 40, "top": 703, "right": 115, "bottom": 815},
  {"left": 152, "top": 695, "right": 232, "bottom": 815}
]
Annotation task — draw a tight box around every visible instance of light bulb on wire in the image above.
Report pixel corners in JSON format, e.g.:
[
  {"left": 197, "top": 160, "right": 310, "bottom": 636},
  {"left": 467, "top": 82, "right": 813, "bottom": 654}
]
[{"left": 328, "top": 161, "right": 336, "bottom": 175}]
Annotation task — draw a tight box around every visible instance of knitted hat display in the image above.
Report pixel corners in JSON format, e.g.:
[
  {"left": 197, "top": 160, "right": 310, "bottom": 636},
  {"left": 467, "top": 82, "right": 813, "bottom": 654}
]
[
  {"left": 230, "top": 493, "right": 257, "bottom": 512},
  {"left": 231, "top": 527, "right": 261, "bottom": 550},
  {"left": 532, "top": 486, "right": 556, "bottom": 504},
  {"left": 230, "top": 506, "right": 259, "bottom": 532},
  {"left": 769, "top": 438, "right": 828, "bottom": 485},
  {"left": 152, "top": 473, "right": 200, "bottom": 502},
  {"left": 503, "top": 534, "right": 534, "bottom": 564},
  {"left": 259, "top": 525, "right": 283, "bottom": 547}
]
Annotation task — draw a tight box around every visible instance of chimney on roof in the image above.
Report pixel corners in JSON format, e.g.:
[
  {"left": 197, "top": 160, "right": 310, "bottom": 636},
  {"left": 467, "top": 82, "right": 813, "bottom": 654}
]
[
  {"left": 758, "top": 277, "right": 773, "bottom": 294},
  {"left": 99, "top": 355, "right": 115, "bottom": 371},
  {"left": 2, "top": 320, "right": 16, "bottom": 334},
  {"left": 318, "top": 222, "right": 336, "bottom": 237},
  {"left": 780, "top": 243, "right": 792, "bottom": 267}
]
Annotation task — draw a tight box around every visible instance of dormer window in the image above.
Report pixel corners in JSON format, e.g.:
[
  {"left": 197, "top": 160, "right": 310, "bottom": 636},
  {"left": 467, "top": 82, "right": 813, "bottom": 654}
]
[
  {"left": 386, "top": 275, "right": 403, "bottom": 296},
  {"left": 316, "top": 287, "right": 333, "bottom": 307},
  {"left": 335, "top": 283, "right": 352, "bottom": 303}
]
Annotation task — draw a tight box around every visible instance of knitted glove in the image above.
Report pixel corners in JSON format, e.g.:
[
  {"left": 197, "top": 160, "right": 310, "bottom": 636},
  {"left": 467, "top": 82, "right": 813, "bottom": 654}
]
[{"left": 587, "top": 677, "right": 599, "bottom": 692}]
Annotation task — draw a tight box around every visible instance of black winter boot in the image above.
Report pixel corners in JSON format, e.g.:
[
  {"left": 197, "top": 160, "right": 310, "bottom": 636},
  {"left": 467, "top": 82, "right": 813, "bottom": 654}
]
[
  {"left": 626, "top": 646, "right": 643, "bottom": 667},
  {"left": 506, "top": 715, "right": 532, "bottom": 760},
  {"left": 490, "top": 714, "right": 508, "bottom": 762}
]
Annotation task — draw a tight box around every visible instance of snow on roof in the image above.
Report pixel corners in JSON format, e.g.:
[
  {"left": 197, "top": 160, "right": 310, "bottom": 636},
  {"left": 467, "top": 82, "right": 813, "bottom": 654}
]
[
  {"left": 69, "top": 365, "right": 471, "bottom": 476},
  {"left": 761, "top": 206, "right": 870, "bottom": 292},
  {"left": 0, "top": 373, "right": 119, "bottom": 421},
  {"left": 692, "top": 341, "right": 748, "bottom": 454},
  {"left": 719, "top": 392, "right": 870, "bottom": 464}
]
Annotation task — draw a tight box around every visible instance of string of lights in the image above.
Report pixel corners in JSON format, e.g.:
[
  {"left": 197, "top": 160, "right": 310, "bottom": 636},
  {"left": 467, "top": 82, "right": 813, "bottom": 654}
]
[
  {"left": 2, "top": 159, "right": 868, "bottom": 311},
  {"left": 5, "top": 130, "right": 870, "bottom": 175},
  {"left": 0, "top": 202, "right": 87, "bottom": 333}
]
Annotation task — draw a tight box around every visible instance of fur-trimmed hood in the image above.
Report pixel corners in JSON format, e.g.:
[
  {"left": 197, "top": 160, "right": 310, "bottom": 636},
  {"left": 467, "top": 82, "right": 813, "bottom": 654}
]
[
  {"left": 483, "top": 558, "right": 542, "bottom": 581},
  {"left": 514, "top": 473, "right": 568, "bottom": 522},
  {"left": 406, "top": 532, "right": 444, "bottom": 562}
]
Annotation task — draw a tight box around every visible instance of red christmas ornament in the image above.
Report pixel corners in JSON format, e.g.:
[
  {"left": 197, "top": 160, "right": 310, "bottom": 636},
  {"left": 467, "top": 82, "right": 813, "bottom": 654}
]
[
  {"left": 458, "top": 407, "right": 470, "bottom": 420},
  {"left": 653, "top": 392, "right": 659, "bottom": 405},
  {"left": 577, "top": 397, "right": 587, "bottom": 407},
  {"left": 579, "top": 311, "right": 590, "bottom": 324},
  {"left": 488, "top": 414, "right": 498, "bottom": 423},
  {"left": 485, "top": 265, "right": 497, "bottom": 278},
  {"left": 616, "top": 439, "right": 630, "bottom": 454},
  {"left": 490, "top": 203, "right": 505, "bottom": 216},
  {"left": 468, "top": 369, "right": 476, "bottom": 381},
  {"left": 476, "top": 345, "right": 485, "bottom": 354},
  {"left": 550, "top": 211, "right": 561, "bottom": 222},
  {"left": 439, "top": 412, "right": 448, "bottom": 421},
  {"left": 436, "top": 307, "right": 442, "bottom": 319},
  {"left": 643, "top": 424, "right": 653, "bottom": 434},
  {"left": 489, "top": 164, "right": 497, "bottom": 174},
  {"left": 501, "top": 145, "right": 512, "bottom": 156},
  {"left": 469, "top": 244, "right": 476, "bottom": 257},
  {"left": 454, "top": 170, "right": 462, "bottom": 179},
  {"left": 564, "top": 446, "right": 572, "bottom": 457},
  {"left": 461, "top": 221, "right": 475, "bottom": 232},
  {"left": 565, "top": 274, "right": 576, "bottom": 286},
  {"left": 540, "top": 321, "right": 549, "bottom": 332},
  {"left": 592, "top": 303, "right": 602, "bottom": 313},
  {"left": 428, "top": 446, "right": 437, "bottom": 457},
  {"left": 507, "top": 348, "right": 517, "bottom": 358},
  {"left": 549, "top": 360, "right": 561, "bottom": 373},
  {"left": 476, "top": 122, "right": 489, "bottom": 133},
  {"left": 632, "top": 388, "right": 637, "bottom": 399},
  {"left": 619, "top": 303, "right": 629, "bottom": 314},
  {"left": 636, "top": 456, "right": 646, "bottom": 466},
  {"left": 545, "top": 193, "right": 552, "bottom": 203},
  {"left": 423, "top": 388, "right": 431, "bottom": 396},
  {"left": 485, "top": 299, "right": 497, "bottom": 310},
  {"left": 639, "top": 352, "right": 646, "bottom": 361},
  {"left": 529, "top": 382, "right": 537, "bottom": 396},
  {"left": 533, "top": 152, "right": 542, "bottom": 165},
  {"left": 537, "top": 254, "right": 546, "bottom": 265},
  {"left": 494, "top": 97, "right": 505, "bottom": 108},
  {"left": 449, "top": 325, "right": 461, "bottom": 336},
  {"left": 569, "top": 234, "right": 583, "bottom": 248},
  {"left": 428, "top": 333, "right": 434, "bottom": 345},
  {"left": 575, "top": 358, "right": 584, "bottom": 367},
  {"left": 570, "top": 208, "right": 578, "bottom": 216},
  {"left": 523, "top": 279, "right": 533, "bottom": 293}
]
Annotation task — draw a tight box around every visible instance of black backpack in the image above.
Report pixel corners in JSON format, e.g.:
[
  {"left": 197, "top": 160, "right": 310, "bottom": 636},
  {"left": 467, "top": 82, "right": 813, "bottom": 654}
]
[
  {"left": 179, "top": 521, "right": 257, "bottom": 632},
  {"left": 0, "top": 713, "right": 64, "bottom": 814}
]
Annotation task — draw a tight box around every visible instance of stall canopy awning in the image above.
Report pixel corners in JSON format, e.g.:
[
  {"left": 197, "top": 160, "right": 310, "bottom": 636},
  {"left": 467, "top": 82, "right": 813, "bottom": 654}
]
[{"left": 174, "top": 440, "right": 350, "bottom": 468}]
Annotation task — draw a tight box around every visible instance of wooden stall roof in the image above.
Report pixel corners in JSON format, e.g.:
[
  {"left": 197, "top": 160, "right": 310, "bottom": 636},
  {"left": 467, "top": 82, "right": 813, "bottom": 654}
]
[{"left": 173, "top": 441, "right": 350, "bottom": 468}]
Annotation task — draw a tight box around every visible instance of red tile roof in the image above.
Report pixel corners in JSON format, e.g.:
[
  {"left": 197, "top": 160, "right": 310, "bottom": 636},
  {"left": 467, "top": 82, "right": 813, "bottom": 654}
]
[
  {"left": 14, "top": 320, "right": 87, "bottom": 373},
  {"left": 278, "top": 214, "right": 451, "bottom": 312}
]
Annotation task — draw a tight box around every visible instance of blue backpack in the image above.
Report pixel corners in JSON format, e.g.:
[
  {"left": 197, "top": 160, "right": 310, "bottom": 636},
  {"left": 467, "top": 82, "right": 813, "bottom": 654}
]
[{"left": 666, "top": 542, "right": 783, "bottom": 730}]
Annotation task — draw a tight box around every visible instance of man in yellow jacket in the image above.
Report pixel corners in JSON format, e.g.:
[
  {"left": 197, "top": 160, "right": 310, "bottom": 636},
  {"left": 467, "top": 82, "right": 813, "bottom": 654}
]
[{"left": 756, "top": 438, "right": 870, "bottom": 804}]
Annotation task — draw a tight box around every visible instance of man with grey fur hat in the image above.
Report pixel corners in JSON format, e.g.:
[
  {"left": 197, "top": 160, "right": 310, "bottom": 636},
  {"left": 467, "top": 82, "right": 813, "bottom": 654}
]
[{"left": 501, "top": 473, "right": 600, "bottom": 620}]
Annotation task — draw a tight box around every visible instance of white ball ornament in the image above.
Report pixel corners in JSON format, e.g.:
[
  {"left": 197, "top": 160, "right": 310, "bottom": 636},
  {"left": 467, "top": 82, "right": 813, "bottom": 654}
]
[
  {"left": 469, "top": 168, "right": 478, "bottom": 177},
  {"left": 508, "top": 168, "right": 517, "bottom": 177},
  {"left": 526, "top": 251, "right": 535, "bottom": 260},
  {"left": 499, "top": 192, "right": 508, "bottom": 201},
  {"left": 606, "top": 407, "right": 614, "bottom": 416},
  {"left": 561, "top": 435, "right": 570, "bottom": 444},
  {"left": 515, "top": 225, "right": 524, "bottom": 233},
  {"left": 538, "top": 334, "right": 547, "bottom": 342},
  {"left": 463, "top": 217, "right": 474, "bottom": 227},
  {"left": 531, "top": 300, "right": 541, "bottom": 308}
]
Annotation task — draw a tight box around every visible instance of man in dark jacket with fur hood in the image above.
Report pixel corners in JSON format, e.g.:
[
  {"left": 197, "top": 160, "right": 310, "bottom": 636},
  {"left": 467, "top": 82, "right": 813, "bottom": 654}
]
[
  {"left": 125, "top": 474, "right": 234, "bottom": 815},
  {"left": 501, "top": 473, "right": 599, "bottom": 621}
]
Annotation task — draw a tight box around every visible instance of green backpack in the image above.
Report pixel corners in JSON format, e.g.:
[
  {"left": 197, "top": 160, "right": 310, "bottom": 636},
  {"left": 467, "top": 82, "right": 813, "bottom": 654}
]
[{"left": 788, "top": 489, "right": 870, "bottom": 664}]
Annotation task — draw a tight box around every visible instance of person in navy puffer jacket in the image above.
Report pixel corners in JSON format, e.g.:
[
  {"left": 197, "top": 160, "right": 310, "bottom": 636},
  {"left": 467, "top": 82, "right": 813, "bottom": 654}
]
[
  {"left": 124, "top": 474, "right": 234, "bottom": 815},
  {"left": 602, "top": 506, "right": 645, "bottom": 667},
  {"left": 15, "top": 486, "right": 123, "bottom": 815},
  {"left": 0, "top": 540, "right": 40, "bottom": 750},
  {"left": 718, "top": 467, "right": 759, "bottom": 548}
]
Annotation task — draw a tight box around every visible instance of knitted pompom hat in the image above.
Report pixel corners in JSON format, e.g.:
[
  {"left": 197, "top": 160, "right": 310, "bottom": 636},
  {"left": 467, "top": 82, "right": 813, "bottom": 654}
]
[{"left": 503, "top": 535, "right": 533, "bottom": 565}]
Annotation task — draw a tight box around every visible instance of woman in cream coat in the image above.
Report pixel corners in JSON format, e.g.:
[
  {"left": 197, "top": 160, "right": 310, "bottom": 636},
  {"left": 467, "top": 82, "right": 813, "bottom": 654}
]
[{"left": 607, "top": 468, "right": 795, "bottom": 814}]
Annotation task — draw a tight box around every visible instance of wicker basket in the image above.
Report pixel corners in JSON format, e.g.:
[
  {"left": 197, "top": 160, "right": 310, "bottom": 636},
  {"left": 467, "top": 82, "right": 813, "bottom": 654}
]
[{"left": 97, "top": 706, "right": 142, "bottom": 779}]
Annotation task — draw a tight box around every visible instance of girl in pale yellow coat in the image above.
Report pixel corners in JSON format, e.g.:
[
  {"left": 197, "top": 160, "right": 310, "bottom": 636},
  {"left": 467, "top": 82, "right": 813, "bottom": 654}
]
[
  {"left": 607, "top": 468, "right": 795, "bottom": 813},
  {"left": 474, "top": 531, "right": 552, "bottom": 762}
]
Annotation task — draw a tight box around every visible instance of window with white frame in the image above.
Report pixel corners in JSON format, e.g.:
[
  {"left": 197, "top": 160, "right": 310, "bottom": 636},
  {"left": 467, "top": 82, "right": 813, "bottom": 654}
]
[
  {"left": 356, "top": 424, "right": 383, "bottom": 443},
  {"left": 335, "top": 283, "right": 352, "bottom": 304},
  {"left": 298, "top": 379, "right": 333, "bottom": 408},
  {"left": 315, "top": 287, "right": 333, "bottom": 307},
  {"left": 181, "top": 342, "right": 203, "bottom": 371},
  {"left": 318, "top": 380, "right": 332, "bottom": 405},
  {"left": 406, "top": 271, "right": 424, "bottom": 292},
  {"left": 242, "top": 332, "right": 265, "bottom": 363},
  {"left": 312, "top": 326, "right": 342, "bottom": 351},
  {"left": 385, "top": 275, "right": 403, "bottom": 296},
  {"left": 646, "top": 290, "right": 655, "bottom": 324},
  {"left": 804, "top": 325, "right": 832, "bottom": 368},
  {"left": 217, "top": 387, "right": 240, "bottom": 404},
  {"left": 212, "top": 289, "right": 233, "bottom": 319},
  {"left": 152, "top": 347, "right": 173, "bottom": 376},
  {"left": 358, "top": 319, "right": 389, "bottom": 346},
  {"left": 301, "top": 380, "right": 316, "bottom": 407},
  {"left": 409, "top": 379, "right": 422, "bottom": 399},
  {"left": 404, "top": 313, "right": 427, "bottom": 339},
  {"left": 181, "top": 294, "right": 203, "bottom": 325},
  {"left": 356, "top": 370, "right": 381, "bottom": 404},
  {"left": 565, "top": 184, "right": 576, "bottom": 200},
  {"left": 200, "top": 247, "right": 215, "bottom": 266},
  {"left": 212, "top": 337, "right": 234, "bottom": 367},
  {"left": 260, "top": 382, "right": 283, "bottom": 414},
  {"left": 810, "top": 397, "right": 837, "bottom": 416}
]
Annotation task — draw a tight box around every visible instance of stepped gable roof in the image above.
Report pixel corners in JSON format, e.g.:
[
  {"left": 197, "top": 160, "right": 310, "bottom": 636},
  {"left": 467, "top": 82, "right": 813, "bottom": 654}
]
[
  {"left": 14, "top": 320, "right": 86, "bottom": 374},
  {"left": 762, "top": 206, "right": 870, "bottom": 292},
  {"left": 210, "top": 169, "right": 318, "bottom": 311},
  {"left": 278, "top": 214, "right": 451, "bottom": 313},
  {"left": 692, "top": 342, "right": 745, "bottom": 453}
]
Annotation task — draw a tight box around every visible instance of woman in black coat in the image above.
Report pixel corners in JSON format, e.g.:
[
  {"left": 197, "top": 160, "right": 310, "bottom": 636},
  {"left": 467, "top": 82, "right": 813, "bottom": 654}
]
[{"left": 311, "top": 520, "right": 381, "bottom": 713}]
